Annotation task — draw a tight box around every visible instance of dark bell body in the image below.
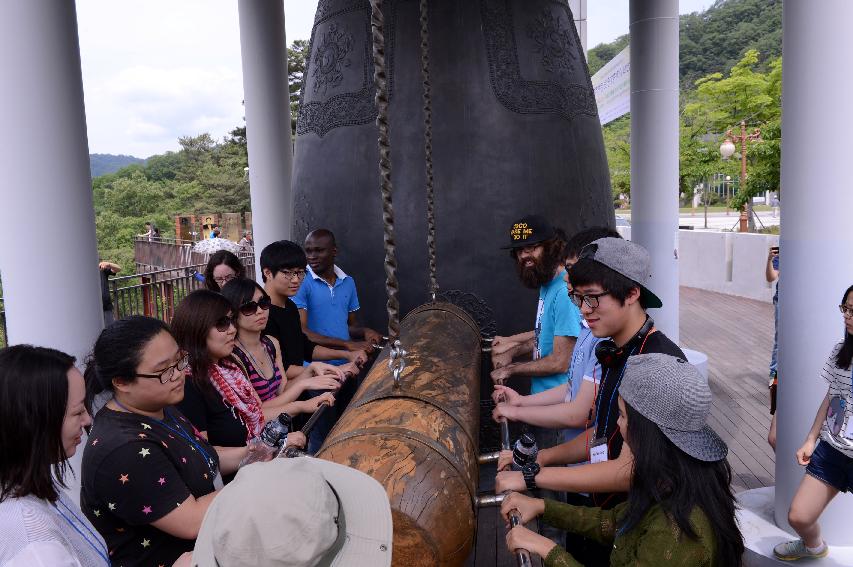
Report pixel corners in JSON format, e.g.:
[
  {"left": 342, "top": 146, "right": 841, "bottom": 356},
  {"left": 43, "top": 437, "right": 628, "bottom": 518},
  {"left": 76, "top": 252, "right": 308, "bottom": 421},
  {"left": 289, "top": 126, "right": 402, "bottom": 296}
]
[{"left": 292, "top": 0, "right": 613, "bottom": 334}]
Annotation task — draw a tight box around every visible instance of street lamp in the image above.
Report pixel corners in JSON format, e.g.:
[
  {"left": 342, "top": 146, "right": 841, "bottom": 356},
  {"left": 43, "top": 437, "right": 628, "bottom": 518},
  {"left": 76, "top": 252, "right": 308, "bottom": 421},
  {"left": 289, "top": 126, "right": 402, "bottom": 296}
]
[
  {"left": 719, "top": 138, "right": 736, "bottom": 159},
  {"left": 720, "top": 120, "right": 761, "bottom": 232}
]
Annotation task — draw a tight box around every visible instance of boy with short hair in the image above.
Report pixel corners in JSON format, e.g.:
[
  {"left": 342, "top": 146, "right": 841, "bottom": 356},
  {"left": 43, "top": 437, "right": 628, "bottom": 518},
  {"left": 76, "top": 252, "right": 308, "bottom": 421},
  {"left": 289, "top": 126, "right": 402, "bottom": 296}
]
[
  {"left": 491, "top": 228, "right": 621, "bottom": 442},
  {"left": 260, "top": 241, "right": 366, "bottom": 376}
]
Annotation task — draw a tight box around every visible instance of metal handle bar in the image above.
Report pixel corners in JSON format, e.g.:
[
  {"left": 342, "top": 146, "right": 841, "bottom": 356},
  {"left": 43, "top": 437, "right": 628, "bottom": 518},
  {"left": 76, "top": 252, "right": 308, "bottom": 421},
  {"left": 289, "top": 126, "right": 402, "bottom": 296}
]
[{"left": 279, "top": 401, "right": 331, "bottom": 458}]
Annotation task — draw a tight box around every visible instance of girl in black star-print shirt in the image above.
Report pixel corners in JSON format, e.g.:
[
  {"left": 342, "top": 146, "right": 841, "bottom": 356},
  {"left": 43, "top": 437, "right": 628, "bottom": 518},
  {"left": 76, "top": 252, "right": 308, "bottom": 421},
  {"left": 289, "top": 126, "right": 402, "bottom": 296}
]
[{"left": 81, "top": 317, "right": 242, "bottom": 567}]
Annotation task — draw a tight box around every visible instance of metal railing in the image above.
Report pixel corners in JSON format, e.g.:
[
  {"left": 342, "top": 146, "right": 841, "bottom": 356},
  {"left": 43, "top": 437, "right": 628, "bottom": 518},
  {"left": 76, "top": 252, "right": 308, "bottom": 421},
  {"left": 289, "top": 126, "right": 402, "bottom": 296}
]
[
  {"left": 110, "top": 255, "right": 255, "bottom": 322},
  {"left": 133, "top": 237, "right": 254, "bottom": 273}
]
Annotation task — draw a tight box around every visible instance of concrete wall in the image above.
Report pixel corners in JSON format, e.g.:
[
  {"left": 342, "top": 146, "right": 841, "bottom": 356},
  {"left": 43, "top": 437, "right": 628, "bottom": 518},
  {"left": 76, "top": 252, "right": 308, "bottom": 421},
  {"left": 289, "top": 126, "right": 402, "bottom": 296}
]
[
  {"left": 680, "top": 231, "right": 778, "bottom": 302},
  {"left": 618, "top": 228, "right": 779, "bottom": 303}
]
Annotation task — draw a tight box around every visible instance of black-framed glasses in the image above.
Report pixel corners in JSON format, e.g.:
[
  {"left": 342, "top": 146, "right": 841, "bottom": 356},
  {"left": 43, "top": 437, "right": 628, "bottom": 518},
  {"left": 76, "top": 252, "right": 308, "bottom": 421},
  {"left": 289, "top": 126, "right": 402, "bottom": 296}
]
[
  {"left": 839, "top": 305, "right": 853, "bottom": 318},
  {"left": 569, "top": 291, "right": 610, "bottom": 309},
  {"left": 278, "top": 268, "right": 307, "bottom": 281},
  {"left": 239, "top": 296, "right": 272, "bottom": 316},
  {"left": 213, "top": 315, "right": 237, "bottom": 332},
  {"left": 136, "top": 353, "right": 189, "bottom": 384},
  {"left": 213, "top": 273, "right": 237, "bottom": 286}
]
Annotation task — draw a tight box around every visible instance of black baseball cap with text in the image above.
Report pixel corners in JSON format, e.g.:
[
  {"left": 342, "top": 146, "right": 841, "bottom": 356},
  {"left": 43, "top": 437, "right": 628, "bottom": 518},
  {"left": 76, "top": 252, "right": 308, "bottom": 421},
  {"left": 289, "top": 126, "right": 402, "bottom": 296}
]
[{"left": 501, "top": 215, "right": 557, "bottom": 249}]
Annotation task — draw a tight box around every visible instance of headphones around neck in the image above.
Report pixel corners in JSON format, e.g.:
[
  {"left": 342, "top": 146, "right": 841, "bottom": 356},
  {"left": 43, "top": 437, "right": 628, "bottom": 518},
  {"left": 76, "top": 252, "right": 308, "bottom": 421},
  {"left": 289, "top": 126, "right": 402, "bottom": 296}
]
[{"left": 594, "top": 316, "right": 655, "bottom": 368}]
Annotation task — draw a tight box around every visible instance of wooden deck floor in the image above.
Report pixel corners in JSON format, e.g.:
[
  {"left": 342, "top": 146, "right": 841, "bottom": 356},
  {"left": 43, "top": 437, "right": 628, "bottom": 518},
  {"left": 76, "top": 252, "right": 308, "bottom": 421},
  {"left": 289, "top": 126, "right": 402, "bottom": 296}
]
[{"left": 468, "top": 286, "right": 776, "bottom": 566}]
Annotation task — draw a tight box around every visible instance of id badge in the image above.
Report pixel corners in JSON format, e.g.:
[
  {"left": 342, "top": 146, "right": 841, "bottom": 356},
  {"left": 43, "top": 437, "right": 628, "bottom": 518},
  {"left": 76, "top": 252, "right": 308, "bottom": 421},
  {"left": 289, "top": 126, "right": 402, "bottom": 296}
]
[{"left": 590, "top": 437, "right": 609, "bottom": 464}]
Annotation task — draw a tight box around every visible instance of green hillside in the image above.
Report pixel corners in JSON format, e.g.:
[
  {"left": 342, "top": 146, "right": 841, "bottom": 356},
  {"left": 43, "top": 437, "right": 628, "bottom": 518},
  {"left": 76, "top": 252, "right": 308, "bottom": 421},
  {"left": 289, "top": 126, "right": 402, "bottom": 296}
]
[
  {"left": 588, "top": 0, "right": 782, "bottom": 88},
  {"left": 90, "top": 153, "right": 145, "bottom": 178}
]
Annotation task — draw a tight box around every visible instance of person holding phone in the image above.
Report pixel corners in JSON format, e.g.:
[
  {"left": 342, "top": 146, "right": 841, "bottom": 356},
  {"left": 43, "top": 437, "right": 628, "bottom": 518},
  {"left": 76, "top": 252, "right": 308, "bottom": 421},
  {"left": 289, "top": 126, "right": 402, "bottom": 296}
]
[{"left": 766, "top": 244, "right": 780, "bottom": 449}]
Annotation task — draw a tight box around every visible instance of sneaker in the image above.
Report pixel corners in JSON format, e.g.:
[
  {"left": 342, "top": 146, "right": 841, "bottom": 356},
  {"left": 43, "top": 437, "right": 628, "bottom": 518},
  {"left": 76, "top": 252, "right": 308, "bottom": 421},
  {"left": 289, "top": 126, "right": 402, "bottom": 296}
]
[{"left": 773, "top": 539, "right": 829, "bottom": 561}]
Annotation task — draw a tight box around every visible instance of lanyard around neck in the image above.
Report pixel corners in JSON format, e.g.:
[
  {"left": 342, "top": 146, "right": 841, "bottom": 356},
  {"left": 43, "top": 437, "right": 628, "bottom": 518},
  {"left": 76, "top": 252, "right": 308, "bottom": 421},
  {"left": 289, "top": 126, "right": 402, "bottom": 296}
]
[
  {"left": 53, "top": 498, "right": 110, "bottom": 565},
  {"left": 112, "top": 400, "right": 217, "bottom": 475}
]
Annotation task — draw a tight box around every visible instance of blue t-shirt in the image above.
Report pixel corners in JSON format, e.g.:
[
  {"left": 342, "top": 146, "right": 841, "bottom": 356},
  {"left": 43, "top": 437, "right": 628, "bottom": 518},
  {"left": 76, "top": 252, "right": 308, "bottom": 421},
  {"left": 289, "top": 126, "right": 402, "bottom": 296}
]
[
  {"left": 531, "top": 270, "right": 582, "bottom": 394},
  {"left": 562, "top": 325, "right": 605, "bottom": 443},
  {"left": 293, "top": 266, "right": 360, "bottom": 365}
]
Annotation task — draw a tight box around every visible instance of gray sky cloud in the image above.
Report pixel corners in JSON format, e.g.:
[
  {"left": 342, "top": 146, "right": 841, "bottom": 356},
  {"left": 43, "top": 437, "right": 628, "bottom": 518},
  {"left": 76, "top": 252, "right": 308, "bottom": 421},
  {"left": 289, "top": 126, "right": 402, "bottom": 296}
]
[{"left": 77, "top": 0, "right": 712, "bottom": 158}]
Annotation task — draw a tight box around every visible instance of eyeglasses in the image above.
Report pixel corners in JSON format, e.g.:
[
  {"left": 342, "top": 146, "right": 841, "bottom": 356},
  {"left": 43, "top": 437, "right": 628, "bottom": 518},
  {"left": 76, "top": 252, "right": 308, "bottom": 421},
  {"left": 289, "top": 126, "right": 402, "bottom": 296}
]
[
  {"left": 278, "top": 269, "right": 307, "bottom": 281},
  {"left": 136, "top": 353, "right": 189, "bottom": 384},
  {"left": 839, "top": 305, "right": 853, "bottom": 318},
  {"left": 213, "top": 315, "right": 237, "bottom": 332},
  {"left": 213, "top": 273, "right": 237, "bottom": 286},
  {"left": 569, "top": 291, "right": 610, "bottom": 309},
  {"left": 239, "top": 296, "right": 272, "bottom": 316}
]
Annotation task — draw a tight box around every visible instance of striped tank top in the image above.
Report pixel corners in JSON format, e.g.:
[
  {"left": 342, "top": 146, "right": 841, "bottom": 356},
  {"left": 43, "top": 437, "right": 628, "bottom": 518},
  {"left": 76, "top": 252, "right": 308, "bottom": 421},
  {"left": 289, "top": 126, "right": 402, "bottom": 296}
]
[{"left": 232, "top": 336, "right": 283, "bottom": 402}]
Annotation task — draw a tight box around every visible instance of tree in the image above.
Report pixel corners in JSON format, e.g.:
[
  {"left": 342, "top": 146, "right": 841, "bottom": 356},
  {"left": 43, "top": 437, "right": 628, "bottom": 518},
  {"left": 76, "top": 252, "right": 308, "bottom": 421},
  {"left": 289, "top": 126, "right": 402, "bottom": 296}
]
[
  {"left": 288, "top": 39, "right": 309, "bottom": 134},
  {"left": 600, "top": 116, "right": 631, "bottom": 202},
  {"left": 682, "top": 50, "right": 781, "bottom": 208},
  {"left": 90, "top": 125, "right": 251, "bottom": 268}
]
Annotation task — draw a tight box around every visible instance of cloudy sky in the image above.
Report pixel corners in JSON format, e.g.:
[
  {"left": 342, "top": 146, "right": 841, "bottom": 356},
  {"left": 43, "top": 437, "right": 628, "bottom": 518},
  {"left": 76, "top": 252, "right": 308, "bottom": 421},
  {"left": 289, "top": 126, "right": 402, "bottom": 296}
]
[{"left": 76, "top": 0, "right": 712, "bottom": 158}]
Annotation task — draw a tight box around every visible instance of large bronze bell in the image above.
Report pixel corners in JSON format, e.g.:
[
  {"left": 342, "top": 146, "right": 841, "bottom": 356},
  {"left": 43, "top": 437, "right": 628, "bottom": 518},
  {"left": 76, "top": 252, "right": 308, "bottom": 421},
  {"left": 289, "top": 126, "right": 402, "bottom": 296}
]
[{"left": 292, "top": 0, "right": 614, "bottom": 337}]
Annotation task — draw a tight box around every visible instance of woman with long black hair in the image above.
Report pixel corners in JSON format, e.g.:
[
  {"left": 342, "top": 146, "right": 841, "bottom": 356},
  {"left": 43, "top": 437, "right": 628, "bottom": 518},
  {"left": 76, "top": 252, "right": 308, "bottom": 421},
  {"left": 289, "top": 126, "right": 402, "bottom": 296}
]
[
  {"left": 80, "top": 316, "right": 223, "bottom": 567},
  {"left": 501, "top": 353, "right": 743, "bottom": 566},
  {"left": 219, "top": 277, "right": 339, "bottom": 421},
  {"left": 0, "top": 345, "right": 103, "bottom": 566},
  {"left": 773, "top": 284, "right": 853, "bottom": 561},
  {"left": 171, "top": 290, "right": 306, "bottom": 483}
]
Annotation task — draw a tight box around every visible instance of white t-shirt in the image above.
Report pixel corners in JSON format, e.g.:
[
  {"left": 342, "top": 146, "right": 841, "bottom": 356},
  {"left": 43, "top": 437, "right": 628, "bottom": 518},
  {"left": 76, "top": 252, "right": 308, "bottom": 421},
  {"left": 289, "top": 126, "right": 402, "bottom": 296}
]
[
  {"left": 0, "top": 491, "right": 108, "bottom": 567},
  {"left": 820, "top": 342, "right": 853, "bottom": 458}
]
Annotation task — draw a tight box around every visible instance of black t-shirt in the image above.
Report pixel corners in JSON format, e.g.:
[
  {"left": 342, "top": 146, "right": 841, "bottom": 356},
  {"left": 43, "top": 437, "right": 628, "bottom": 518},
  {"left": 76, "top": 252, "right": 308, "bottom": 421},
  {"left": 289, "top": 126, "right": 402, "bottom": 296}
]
[
  {"left": 177, "top": 377, "right": 248, "bottom": 484},
  {"left": 594, "top": 327, "right": 685, "bottom": 460},
  {"left": 264, "top": 298, "right": 316, "bottom": 369},
  {"left": 81, "top": 406, "right": 218, "bottom": 567},
  {"left": 177, "top": 379, "right": 248, "bottom": 448}
]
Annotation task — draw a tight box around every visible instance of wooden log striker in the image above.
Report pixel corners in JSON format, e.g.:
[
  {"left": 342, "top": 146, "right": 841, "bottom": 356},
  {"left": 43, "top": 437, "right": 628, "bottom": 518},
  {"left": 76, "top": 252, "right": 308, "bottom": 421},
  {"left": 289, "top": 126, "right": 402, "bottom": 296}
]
[{"left": 316, "top": 302, "right": 481, "bottom": 566}]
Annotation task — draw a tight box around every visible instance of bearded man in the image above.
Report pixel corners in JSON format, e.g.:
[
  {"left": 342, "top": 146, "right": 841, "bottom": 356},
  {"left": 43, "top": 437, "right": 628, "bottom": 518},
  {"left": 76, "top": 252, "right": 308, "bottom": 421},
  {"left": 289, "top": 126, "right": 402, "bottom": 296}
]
[
  {"left": 491, "top": 215, "right": 580, "bottom": 394},
  {"left": 490, "top": 215, "right": 582, "bottom": 546}
]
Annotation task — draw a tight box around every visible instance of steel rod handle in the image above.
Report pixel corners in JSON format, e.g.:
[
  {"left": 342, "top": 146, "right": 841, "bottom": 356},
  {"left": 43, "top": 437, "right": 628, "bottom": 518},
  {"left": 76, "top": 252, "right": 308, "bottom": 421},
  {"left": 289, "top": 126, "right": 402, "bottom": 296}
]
[{"left": 509, "top": 509, "right": 533, "bottom": 567}]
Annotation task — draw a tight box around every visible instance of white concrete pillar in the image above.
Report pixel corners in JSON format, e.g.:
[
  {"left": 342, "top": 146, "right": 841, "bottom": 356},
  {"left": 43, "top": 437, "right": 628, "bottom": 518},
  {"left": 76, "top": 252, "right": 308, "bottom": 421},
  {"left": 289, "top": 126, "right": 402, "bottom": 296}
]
[
  {"left": 0, "top": 0, "right": 102, "bottom": 364},
  {"left": 568, "top": 0, "right": 587, "bottom": 55},
  {"left": 628, "top": 0, "right": 680, "bottom": 342},
  {"left": 237, "top": 0, "right": 293, "bottom": 279},
  {"left": 775, "top": 1, "right": 853, "bottom": 544}
]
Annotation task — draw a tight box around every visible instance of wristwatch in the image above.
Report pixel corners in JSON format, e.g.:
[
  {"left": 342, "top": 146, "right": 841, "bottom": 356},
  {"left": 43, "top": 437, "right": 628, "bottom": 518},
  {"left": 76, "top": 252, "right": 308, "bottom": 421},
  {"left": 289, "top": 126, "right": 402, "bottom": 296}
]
[{"left": 522, "top": 461, "right": 540, "bottom": 491}]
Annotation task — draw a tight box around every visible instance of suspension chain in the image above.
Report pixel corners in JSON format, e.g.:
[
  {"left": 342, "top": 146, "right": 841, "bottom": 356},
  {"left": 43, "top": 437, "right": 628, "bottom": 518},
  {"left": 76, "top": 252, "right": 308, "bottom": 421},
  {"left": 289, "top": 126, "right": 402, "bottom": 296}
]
[
  {"left": 419, "top": 0, "right": 438, "bottom": 300},
  {"left": 369, "top": 0, "right": 400, "bottom": 342}
]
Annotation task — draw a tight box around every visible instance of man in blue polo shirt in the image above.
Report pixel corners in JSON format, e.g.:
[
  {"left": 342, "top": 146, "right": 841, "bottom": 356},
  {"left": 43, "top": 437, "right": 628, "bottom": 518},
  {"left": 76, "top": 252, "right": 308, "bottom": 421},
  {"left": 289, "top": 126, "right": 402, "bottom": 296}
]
[
  {"left": 294, "top": 228, "right": 382, "bottom": 450},
  {"left": 294, "top": 229, "right": 382, "bottom": 354}
]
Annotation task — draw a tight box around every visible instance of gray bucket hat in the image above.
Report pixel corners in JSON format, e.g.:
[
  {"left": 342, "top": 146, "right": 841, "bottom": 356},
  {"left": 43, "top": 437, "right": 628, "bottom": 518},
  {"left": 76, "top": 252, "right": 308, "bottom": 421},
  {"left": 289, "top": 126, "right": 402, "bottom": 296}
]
[
  {"left": 578, "top": 237, "right": 663, "bottom": 308},
  {"left": 192, "top": 458, "right": 393, "bottom": 567},
  {"left": 619, "top": 353, "right": 727, "bottom": 462}
]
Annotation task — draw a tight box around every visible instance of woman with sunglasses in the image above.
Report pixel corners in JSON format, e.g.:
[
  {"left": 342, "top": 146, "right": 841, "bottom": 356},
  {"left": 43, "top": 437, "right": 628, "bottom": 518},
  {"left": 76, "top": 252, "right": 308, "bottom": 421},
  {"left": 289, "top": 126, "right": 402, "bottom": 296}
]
[
  {"left": 203, "top": 250, "right": 245, "bottom": 292},
  {"left": 171, "top": 290, "right": 305, "bottom": 484},
  {"left": 220, "top": 278, "right": 339, "bottom": 421},
  {"left": 80, "top": 316, "right": 223, "bottom": 567},
  {"left": 774, "top": 284, "right": 853, "bottom": 562},
  {"left": 0, "top": 345, "right": 102, "bottom": 566}
]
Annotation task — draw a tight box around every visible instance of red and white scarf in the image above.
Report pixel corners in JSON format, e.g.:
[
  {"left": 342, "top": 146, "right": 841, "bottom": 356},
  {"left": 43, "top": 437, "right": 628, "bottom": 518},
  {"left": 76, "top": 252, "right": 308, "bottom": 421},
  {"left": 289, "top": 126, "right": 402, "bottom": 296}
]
[{"left": 208, "top": 358, "right": 265, "bottom": 440}]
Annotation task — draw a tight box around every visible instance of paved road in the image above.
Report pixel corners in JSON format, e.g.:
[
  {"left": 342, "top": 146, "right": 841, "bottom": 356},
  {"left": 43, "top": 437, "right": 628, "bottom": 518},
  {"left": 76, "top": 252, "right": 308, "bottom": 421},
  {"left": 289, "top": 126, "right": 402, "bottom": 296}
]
[{"left": 620, "top": 210, "right": 780, "bottom": 231}]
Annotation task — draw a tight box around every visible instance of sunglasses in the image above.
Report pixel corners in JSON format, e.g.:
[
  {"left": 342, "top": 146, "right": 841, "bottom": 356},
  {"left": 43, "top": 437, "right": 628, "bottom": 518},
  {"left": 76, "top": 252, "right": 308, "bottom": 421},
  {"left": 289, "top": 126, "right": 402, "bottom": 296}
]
[
  {"left": 239, "top": 296, "right": 272, "bottom": 316},
  {"left": 213, "top": 314, "right": 237, "bottom": 332}
]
